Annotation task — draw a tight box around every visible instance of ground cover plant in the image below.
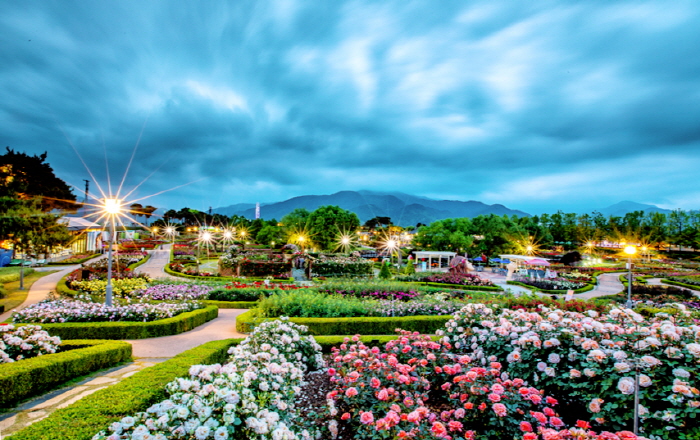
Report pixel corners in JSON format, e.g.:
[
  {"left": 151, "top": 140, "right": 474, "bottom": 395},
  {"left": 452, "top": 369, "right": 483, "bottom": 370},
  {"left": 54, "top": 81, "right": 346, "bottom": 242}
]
[
  {"left": 11, "top": 299, "right": 204, "bottom": 323},
  {"left": 0, "top": 267, "right": 36, "bottom": 283},
  {"left": 1, "top": 324, "right": 61, "bottom": 363},
  {"left": 437, "top": 303, "right": 700, "bottom": 439}
]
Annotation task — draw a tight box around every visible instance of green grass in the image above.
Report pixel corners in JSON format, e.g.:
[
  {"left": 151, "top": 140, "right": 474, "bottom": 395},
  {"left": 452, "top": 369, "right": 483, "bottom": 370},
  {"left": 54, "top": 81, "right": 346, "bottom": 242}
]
[{"left": 1, "top": 270, "right": 59, "bottom": 313}]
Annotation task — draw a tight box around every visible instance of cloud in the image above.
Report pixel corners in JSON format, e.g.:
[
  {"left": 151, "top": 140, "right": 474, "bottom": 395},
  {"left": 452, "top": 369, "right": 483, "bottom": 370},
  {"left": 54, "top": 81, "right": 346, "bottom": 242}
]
[{"left": 1, "top": 0, "right": 699, "bottom": 215}]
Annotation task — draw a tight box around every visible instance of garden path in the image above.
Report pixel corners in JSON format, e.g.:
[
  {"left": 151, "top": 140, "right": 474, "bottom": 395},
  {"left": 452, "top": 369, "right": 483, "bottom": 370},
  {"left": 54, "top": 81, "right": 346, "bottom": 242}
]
[
  {"left": 134, "top": 243, "right": 180, "bottom": 280},
  {"left": 0, "top": 256, "right": 104, "bottom": 322},
  {"left": 478, "top": 270, "right": 625, "bottom": 299},
  {"left": 646, "top": 277, "right": 700, "bottom": 297}
]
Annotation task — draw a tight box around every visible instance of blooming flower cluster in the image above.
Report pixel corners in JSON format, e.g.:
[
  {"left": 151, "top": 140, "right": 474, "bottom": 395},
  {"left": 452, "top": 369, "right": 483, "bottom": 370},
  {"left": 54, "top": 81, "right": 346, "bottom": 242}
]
[
  {"left": 438, "top": 303, "right": 700, "bottom": 438},
  {"left": 69, "top": 277, "right": 151, "bottom": 296},
  {"left": 422, "top": 272, "right": 495, "bottom": 287},
  {"left": 130, "top": 284, "right": 214, "bottom": 301},
  {"left": 325, "top": 331, "right": 642, "bottom": 440},
  {"left": 12, "top": 299, "right": 203, "bottom": 323},
  {"left": 92, "top": 317, "right": 324, "bottom": 440},
  {"left": 512, "top": 276, "right": 587, "bottom": 291},
  {"left": 0, "top": 324, "right": 61, "bottom": 363}
]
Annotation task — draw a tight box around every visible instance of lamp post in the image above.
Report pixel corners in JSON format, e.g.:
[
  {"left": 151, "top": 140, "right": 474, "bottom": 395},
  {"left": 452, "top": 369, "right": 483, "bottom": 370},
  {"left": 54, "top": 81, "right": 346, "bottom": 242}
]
[
  {"left": 624, "top": 245, "right": 637, "bottom": 308},
  {"left": 103, "top": 198, "right": 122, "bottom": 307}
]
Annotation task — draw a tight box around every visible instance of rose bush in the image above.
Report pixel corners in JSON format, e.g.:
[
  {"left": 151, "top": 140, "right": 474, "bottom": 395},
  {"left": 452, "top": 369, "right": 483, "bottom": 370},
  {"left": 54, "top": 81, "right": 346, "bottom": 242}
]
[
  {"left": 0, "top": 324, "right": 61, "bottom": 363},
  {"left": 437, "top": 303, "right": 700, "bottom": 438},
  {"left": 93, "top": 317, "right": 324, "bottom": 440}
]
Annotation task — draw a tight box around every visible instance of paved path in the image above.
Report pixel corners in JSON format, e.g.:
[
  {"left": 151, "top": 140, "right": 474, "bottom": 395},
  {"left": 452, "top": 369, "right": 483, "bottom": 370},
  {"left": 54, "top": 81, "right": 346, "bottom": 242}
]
[
  {"left": 478, "top": 270, "right": 625, "bottom": 299},
  {"left": 134, "top": 244, "right": 180, "bottom": 281},
  {"left": 647, "top": 277, "right": 700, "bottom": 297}
]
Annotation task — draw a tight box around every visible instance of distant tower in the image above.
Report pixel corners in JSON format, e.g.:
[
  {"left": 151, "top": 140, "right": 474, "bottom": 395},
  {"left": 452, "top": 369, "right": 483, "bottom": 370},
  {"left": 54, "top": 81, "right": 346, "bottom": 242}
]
[
  {"left": 255, "top": 203, "right": 260, "bottom": 219},
  {"left": 83, "top": 179, "right": 90, "bottom": 203}
]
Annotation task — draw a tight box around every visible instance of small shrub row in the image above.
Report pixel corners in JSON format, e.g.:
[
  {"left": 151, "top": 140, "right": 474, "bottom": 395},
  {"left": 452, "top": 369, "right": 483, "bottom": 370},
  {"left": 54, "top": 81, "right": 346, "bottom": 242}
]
[
  {"left": 0, "top": 339, "right": 132, "bottom": 407},
  {"left": 200, "top": 300, "right": 258, "bottom": 309},
  {"left": 236, "top": 308, "right": 451, "bottom": 335},
  {"left": 0, "top": 268, "right": 36, "bottom": 283},
  {"left": 7, "top": 338, "right": 242, "bottom": 440},
  {"left": 17, "top": 305, "right": 218, "bottom": 339},
  {"left": 506, "top": 280, "right": 595, "bottom": 294}
]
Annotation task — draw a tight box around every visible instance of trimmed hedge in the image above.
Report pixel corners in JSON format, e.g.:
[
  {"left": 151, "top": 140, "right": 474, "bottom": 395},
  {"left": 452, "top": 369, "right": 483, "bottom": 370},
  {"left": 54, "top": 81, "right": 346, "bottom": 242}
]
[
  {"left": 0, "top": 340, "right": 132, "bottom": 407},
  {"left": 16, "top": 305, "right": 219, "bottom": 340},
  {"left": 163, "top": 263, "right": 231, "bottom": 282},
  {"left": 416, "top": 282, "right": 502, "bottom": 291},
  {"left": 506, "top": 280, "right": 595, "bottom": 294},
  {"left": 236, "top": 309, "right": 452, "bottom": 335},
  {"left": 662, "top": 278, "right": 700, "bottom": 291},
  {"left": 201, "top": 300, "right": 258, "bottom": 309},
  {"left": 7, "top": 338, "right": 243, "bottom": 440}
]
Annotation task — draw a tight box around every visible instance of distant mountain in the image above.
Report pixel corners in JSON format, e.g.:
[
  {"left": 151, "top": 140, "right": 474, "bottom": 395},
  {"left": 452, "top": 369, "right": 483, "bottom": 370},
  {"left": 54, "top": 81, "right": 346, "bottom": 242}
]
[
  {"left": 213, "top": 190, "right": 530, "bottom": 226},
  {"left": 596, "top": 201, "right": 672, "bottom": 217}
]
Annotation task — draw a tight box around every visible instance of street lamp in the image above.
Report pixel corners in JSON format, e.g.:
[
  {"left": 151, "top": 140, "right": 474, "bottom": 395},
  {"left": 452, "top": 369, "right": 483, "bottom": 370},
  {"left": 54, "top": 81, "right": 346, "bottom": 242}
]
[
  {"left": 103, "top": 197, "right": 122, "bottom": 307},
  {"left": 624, "top": 245, "right": 637, "bottom": 308}
]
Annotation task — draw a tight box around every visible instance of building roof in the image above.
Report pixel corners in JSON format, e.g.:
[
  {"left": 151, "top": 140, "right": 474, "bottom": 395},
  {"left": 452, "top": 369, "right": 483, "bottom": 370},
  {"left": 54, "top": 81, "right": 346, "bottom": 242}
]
[{"left": 59, "top": 216, "right": 102, "bottom": 231}]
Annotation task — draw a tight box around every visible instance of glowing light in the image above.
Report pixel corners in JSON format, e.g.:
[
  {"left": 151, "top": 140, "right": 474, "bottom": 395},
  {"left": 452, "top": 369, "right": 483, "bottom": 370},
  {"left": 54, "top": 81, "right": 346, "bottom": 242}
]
[
  {"left": 103, "top": 198, "right": 122, "bottom": 215},
  {"left": 624, "top": 245, "right": 637, "bottom": 256}
]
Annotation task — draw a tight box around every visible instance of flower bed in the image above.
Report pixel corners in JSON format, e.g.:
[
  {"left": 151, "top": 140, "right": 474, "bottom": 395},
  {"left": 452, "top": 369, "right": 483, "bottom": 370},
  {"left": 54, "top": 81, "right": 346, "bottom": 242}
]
[
  {"left": 309, "top": 254, "right": 374, "bottom": 277},
  {"left": 1, "top": 324, "right": 61, "bottom": 363},
  {"left": 611, "top": 284, "right": 696, "bottom": 304},
  {"left": 397, "top": 272, "right": 496, "bottom": 288},
  {"left": 12, "top": 299, "right": 204, "bottom": 324},
  {"left": 131, "top": 284, "right": 214, "bottom": 301},
  {"left": 324, "top": 331, "right": 640, "bottom": 440},
  {"left": 512, "top": 276, "right": 588, "bottom": 291},
  {"left": 68, "top": 277, "right": 151, "bottom": 296},
  {"left": 667, "top": 275, "right": 700, "bottom": 287},
  {"left": 438, "top": 303, "right": 700, "bottom": 438},
  {"left": 93, "top": 317, "right": 324, "bottom": 440}
]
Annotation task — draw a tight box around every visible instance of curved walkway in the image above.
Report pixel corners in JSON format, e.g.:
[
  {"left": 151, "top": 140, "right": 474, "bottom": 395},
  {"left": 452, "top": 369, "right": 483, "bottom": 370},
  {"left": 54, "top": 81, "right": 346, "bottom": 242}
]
[{"left": 478, "top": 270, "right": 625, "bottom": 299}]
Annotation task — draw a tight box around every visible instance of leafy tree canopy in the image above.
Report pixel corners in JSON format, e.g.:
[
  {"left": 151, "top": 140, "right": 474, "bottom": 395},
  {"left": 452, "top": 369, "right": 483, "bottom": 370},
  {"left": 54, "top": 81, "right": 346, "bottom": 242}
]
[
  {"left": 0, "top": 147, "right": 78, "bottom": 211},
  {"left": 306, "top": 205, "right": 360, "bottom": 251}
]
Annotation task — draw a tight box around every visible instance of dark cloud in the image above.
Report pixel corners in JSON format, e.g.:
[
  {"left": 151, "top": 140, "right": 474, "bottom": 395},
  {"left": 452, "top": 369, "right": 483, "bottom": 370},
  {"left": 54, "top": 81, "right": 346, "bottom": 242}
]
[{"left": 1, "top": 0, "right": 699, "bottom": 215}]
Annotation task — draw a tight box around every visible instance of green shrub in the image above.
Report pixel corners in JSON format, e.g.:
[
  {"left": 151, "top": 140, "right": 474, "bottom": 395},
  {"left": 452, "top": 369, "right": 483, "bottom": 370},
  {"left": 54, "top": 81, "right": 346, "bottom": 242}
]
[
  {"left": 404, "top": 259, "right": 416, "bottom": 275},
  {"left": 258, "top": 289, "right": 371, "bottom": 318},
  {"left": 506, "top": 280, "right": 594, "bottom": 294},
  {"left": 200, "top": 300, "right": 258, "bottom": 309},
  {"left": 236, "top": 308, "right": 451, "bottom": 335},
  {"left": 378, "top": 261, "right": 392, "bottom": 279},
  {"left": 0, "top": 283, "right": 7, "bottom": 299},
  {"left": 207, "top": 287, "right": 278, "bottom": 302},
  {"left": 0, "top": 340, "right": 132, "bottom": 407},
  {"left": 16, "top": 306, "right": 218, "bottom": 339},
  {"left": 7, "top": 338, "right": 243, "bottom": 440}
]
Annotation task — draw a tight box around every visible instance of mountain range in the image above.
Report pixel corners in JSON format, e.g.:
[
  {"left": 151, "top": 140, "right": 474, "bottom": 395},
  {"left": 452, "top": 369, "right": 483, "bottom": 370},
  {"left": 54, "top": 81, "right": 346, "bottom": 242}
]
[
  {"left": 595, "top": 201, "right": 672, "bottom": 217},
  {"left": 213, "top": 190, "right": 530, "bottom": 226}
]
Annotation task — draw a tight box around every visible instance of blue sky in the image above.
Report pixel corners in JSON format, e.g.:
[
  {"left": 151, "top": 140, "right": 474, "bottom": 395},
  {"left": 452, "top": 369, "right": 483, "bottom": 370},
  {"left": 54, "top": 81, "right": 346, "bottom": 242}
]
[{"left": 2, "top": 1, "right": 699, "bottom": 215}]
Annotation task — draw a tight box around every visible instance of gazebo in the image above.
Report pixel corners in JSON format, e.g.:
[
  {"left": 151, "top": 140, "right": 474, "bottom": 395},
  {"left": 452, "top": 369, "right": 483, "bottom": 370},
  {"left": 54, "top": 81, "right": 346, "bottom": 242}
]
[{"left": 413, "top": 251, "right": 456, "bottom": 272}]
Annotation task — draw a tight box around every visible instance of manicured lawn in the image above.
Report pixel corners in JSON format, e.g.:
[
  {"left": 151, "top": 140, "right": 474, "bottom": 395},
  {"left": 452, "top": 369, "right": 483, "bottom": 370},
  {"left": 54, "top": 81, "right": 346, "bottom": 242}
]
[{"left": 1, "top": 270, "right": 59, "bottom": 312}]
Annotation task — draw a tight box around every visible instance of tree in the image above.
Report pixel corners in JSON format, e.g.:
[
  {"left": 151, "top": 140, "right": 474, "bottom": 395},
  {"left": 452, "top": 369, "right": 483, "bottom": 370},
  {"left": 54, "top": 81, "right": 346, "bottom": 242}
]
[
  {"left": 256, "top": 224, "right": 284, "bottom": 246},
  {"left": 0, "top": 197, "right": 70, "bottom": 257},
  {"left": 281, "top": 208, "right": 311, "bottom": 230},
  {"left": 142, "top": 205, "right": 157, "bottom": 225},
  {"left": 306, "top": 206, "right": 360, "bottom": 251},
  {"left": 0, "top": 147, "right": 79, "bottom": 212},
  {"left": 364, "top": 216, "right": 392, "bottom": 230},
  {"left": 130, "top": 203, "right": 143, "bottom": 223},
  {"left": 378, "top": 260, "right": 392, "bottom": 279},
  {"left": 413, "top": 218, "right": 473, "bottom": 252}
]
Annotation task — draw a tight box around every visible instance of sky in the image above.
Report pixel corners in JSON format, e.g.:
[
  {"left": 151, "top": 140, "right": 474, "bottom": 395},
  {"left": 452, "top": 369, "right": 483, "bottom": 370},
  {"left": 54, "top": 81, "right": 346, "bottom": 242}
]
[{"left": 2, "top": 0, "right": 700, "bottom": 216}]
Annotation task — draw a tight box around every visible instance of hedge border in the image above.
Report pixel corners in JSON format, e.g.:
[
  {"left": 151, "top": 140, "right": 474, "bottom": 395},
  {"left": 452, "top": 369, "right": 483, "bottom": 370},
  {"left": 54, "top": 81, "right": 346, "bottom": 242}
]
[
  {"left": 506, "top": 280, "right": 595, "bottom": 294},
  {"left": 15, "top": 305, "right": 219, "bottom": 340},
  {"left": 163, "top": 262, "right": 231, "bottom": 281},
  {"left": 201, "top": 300, "right": 257, "bottom": 309},
  {"left": 7, "top": 338, "right": 243, "bottom": 440},
  {"left": 0, "top": 340, "right": 132, "bottom": 407},
  {"left": 661, "top": 279, "right": 700, "bottom": 291},
  {"left": 402, "top": 281, "right": 503, "bottom": 291},
  {"left": 235, "top": 309, "right": 452, "bottom": 335}
]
